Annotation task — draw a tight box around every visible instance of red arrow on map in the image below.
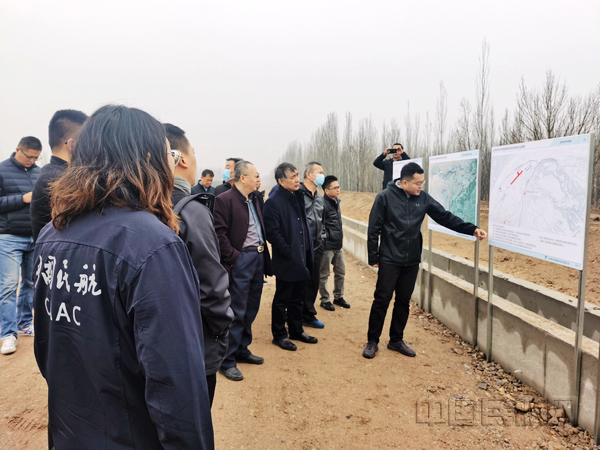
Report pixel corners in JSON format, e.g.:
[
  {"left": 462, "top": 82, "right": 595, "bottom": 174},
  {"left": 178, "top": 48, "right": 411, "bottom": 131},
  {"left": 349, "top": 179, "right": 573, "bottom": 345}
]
[{"left": 510, "top": 170, "right": 523, "bottom": 185}]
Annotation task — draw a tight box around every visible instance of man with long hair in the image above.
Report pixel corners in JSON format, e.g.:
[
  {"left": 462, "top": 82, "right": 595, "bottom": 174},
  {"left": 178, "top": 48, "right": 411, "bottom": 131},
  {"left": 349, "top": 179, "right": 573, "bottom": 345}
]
[{"left": 33, "top": 105, "right": 214, "bottom": 449}]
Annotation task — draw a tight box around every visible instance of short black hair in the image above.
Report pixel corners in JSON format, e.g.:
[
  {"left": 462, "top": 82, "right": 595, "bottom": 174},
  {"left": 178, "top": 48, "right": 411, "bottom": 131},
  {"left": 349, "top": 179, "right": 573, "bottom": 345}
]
[
  {"left": 48, "top": 109, "right": 87, "bottom": 149},
  {"left": 163, "top": 123, "right": 191, "bottom": 154},
  {"left": 303, "top": 161, "right": 322, "bottom": 178},
  {"left": 400, "top": 162, "right": 424, "bottom": 181},
  {"left": 275, "top": 162, "right": 297, "bottom": 183},
  {"left": 226, "top": 157, "right": 242, "bottom": 164},
  {"left": 393, "top": 143, "right": 403, "bottom": 149},
  {"left": 323, "top": 175, "right": 338, "bottom": 190},
  {"left": 18, "top": 136, "right": 42, "bottom": 151},
  {"left": 201, "top": 169, "right": 214, "bottom": 177}
]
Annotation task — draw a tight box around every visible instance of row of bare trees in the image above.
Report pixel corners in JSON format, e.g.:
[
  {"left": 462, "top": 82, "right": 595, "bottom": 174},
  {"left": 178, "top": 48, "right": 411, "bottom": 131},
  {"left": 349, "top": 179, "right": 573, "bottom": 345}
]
[{"left": 278, "top": 42, "right": 600, "bottom": 206}]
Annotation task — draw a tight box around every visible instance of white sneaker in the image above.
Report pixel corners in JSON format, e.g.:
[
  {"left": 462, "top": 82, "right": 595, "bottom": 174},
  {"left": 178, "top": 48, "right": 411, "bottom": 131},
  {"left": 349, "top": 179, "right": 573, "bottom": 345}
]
[
  {"left": 18, "top": 325, "right": 34, "bottom": 336},
  {"left": 1, "top": 335, "right": 17, "bottom": 355}
]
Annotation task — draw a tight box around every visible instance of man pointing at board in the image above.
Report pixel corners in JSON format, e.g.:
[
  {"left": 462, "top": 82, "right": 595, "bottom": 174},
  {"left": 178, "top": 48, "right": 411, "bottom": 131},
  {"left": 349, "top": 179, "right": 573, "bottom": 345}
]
[{"left": 363, "top": 162, "right": 487, "bottom": 359}]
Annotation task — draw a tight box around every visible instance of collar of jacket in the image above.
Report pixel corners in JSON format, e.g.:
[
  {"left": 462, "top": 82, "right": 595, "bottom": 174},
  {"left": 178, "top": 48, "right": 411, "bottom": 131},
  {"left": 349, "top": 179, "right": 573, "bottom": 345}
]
[
  {"left": 388, "top": 179, "right": 420, "bottom": 200},
  {"left": 50, "top": 155, "right": 68, "bottom": 167},
  {"left": 299, "top": 182, "right": 318, "bottom": 199},
  {"left": 9, "top": 152, "right": 37, "bottom": 171},
  {"left": 323, "top": 193, "right": 340, "bottom": 206},
  {"left": 230, "top": 182, "right": 255, "bottom": 202}
]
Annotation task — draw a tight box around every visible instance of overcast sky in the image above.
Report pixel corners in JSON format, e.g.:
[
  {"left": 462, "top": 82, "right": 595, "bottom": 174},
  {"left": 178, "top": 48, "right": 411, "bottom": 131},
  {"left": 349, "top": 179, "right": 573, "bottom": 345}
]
[{"left": 1, "top": 0, "right": 598, "bottom": 182}]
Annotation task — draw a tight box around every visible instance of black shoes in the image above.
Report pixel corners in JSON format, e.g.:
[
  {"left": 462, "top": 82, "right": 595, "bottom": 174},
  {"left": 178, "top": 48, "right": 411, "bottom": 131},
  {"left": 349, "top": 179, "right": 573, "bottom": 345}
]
[
  {"left": 388, "top": 340, "right": 416, "bottom": 357},
  {"left": 320, "top": 301, "right": 335, "bottom": 311},
  {"left": 333, "top": 298, "right": 351, "bottom": 308},
  {"left": 272, "top": 338, "right": 297, "bottom": 351},
  {"left": 236, "top": 353, "right": 264, "bottom": 365},
  {"left": 289, "top": 332, "right": 318, "bottom": 344},
  {"left": 219, "top": 367, "right": 244, "bottom": 381},
  {"left": 362, "top": 341, "right": 378, "bottom": 359}
]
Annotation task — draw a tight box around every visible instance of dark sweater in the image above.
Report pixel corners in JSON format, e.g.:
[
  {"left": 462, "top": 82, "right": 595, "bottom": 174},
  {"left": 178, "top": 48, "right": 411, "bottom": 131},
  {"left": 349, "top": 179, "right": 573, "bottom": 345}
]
[{"left": 30, "top": 156, "right": 68, "bottom": 241}]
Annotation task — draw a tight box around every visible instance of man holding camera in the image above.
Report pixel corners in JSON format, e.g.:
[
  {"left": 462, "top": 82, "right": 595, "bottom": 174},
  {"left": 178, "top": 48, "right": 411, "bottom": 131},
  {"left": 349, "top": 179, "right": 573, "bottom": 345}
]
[{"left": 373, "top": 143, "right": 410, "bottom": 191}]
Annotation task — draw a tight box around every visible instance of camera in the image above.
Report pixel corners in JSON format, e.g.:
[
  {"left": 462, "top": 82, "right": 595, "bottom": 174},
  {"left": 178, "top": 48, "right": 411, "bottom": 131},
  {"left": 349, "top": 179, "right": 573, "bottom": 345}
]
[{"left": 389, "top": 148, "right": 398, "bottom": 154}]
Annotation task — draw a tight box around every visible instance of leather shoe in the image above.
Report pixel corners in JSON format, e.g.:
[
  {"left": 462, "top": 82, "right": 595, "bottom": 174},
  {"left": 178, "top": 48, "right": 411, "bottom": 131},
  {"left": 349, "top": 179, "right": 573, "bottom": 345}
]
[
  {"left": 272, "top": 338, "right": 297, "bottom": 351},
  {"left": 289, "top": 332, "right": 318, "bottom": 344},
  {"left": 388, "top": 340, "right": 416, "bottom": 357},
  {"left": 333, "top": 297, "right": 351, "bottom": 308},
  {"left": 236, "top": 354, "right": 264, "bottom": 365},
  {"left": 219, "top": 366, "right": 244, "bottom": 381},
  {"left": 320, "top": 301, "right": 335, "bottom": 311}
]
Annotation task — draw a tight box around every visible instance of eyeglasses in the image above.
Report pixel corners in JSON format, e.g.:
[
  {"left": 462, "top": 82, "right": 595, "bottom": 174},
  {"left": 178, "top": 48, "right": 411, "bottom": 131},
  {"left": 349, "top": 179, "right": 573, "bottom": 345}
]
[
  {"left": 20, "top": 149, "right": 42, "bottom": 161},
  {"left": 326, "top": 186, "right": 341, "bottom": 191},
  {"left": 409, "top": 180, "right": 426, "bottom": 188},
  {"left": 170, "top": 150, "right": 183, "bottom": 166}
]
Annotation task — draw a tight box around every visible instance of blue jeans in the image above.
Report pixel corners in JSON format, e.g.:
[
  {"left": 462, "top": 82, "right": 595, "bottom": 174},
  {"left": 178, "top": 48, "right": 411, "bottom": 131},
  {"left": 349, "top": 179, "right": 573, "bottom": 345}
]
[{"left": 0, "top": 234, "right": 35, "bottom": 338}]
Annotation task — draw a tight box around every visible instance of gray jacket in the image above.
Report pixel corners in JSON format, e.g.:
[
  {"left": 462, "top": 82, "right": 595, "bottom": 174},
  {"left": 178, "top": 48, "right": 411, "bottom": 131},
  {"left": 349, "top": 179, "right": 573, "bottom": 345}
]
[
  {"left": 299, "top": 183, "right": 325, "bottom": 249},
  {"left": 174, "top": 190, "right": 234, "bottom": 375}
]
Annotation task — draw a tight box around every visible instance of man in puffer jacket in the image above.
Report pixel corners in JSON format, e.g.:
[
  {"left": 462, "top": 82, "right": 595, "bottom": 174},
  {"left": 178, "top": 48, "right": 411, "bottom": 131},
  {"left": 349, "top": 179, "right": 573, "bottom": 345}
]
[{"left": 0, "top": 137, "right": 41, "bottom": 355}]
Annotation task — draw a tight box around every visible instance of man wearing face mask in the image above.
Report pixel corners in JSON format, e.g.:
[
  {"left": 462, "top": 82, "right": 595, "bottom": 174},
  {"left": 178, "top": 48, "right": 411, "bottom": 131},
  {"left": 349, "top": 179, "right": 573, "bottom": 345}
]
[
  {"left": 299, "top": 161, "right": 327, "bottom": 328},
  {"left": 215, "top": 157, "right": 242, "bottom": 197}
]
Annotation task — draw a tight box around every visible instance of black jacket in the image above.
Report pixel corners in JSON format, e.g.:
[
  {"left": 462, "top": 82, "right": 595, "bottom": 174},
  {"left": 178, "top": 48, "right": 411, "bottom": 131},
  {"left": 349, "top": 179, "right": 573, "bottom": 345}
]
[
  {"left": 0, "top": 153, "right": 40, "bottom": 236},
  {"left": 172, "top": 189, "right": 234, "bottom": 376},
  {"left": 263, "top": 185, "right": 313, "bottom": 282},
  {"left": 191, "top": 182, "right": 215, "bottom": 195},
  {"left": 368, "top": 181, "right": 478, "bottom": 266},
  {"left": 299, "top": 183, "right": 325, "bottom": 249},
  {"left": 214, "top": 182, "right": 231, "bottom": 197},
  {"left": 322, "top": 194, "right": 343, "bottom": 250},
  {"left": 30, "top": 156, "right": 67, "bottom": 241},
  {"left": 34, "top": 206, "right": 214, "bottom": 449},
  {"left": 373, "top": 151, "right": 411, "bottom": 190}
]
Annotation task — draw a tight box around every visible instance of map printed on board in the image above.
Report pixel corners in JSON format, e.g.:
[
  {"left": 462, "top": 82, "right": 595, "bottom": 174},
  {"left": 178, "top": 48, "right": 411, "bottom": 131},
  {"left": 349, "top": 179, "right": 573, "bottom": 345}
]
[
  {"left": 488, "top": 134, "right": 592, "bottom": 270},
  {"left": 427, "top": 150, "right": 479, "bottom": 241},
  {"left": 392, "top": 157, "right": 423, "bottom": 180}
]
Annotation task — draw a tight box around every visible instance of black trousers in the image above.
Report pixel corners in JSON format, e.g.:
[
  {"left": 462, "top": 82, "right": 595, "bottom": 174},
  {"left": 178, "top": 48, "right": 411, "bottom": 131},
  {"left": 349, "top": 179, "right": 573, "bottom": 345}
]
[
  {"left": 272, "top": 278, "right": 306, "bottom": 339},
  {"left": 367, "top": 262, "right": 420, "bottom": 344},
  {"left": 206, "top": 374, "right": 217, "bottom": 408},
  {"left": 302, "top": 245, "right": 323, "bottom": 322}
]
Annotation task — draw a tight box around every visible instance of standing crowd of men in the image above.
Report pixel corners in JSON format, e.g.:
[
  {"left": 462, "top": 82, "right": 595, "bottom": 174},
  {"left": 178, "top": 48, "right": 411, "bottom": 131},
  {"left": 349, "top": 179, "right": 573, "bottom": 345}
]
[{"left": 0, "top": 107, "right": 486, "bottom": 448}]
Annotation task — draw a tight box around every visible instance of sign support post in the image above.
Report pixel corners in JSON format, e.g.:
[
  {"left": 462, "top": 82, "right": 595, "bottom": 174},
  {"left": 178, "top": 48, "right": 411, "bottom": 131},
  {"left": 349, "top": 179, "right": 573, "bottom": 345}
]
[{"left": 486, "top": 245, "right": 494, "bottom": 363}]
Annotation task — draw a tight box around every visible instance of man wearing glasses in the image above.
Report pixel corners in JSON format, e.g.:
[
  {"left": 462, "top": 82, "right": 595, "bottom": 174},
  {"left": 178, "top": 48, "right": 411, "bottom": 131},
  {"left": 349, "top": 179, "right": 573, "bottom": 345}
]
[
  {"left": 363, "top": 163, "right": 487, "bottom": 359},
  {"left": 319, "top": 175, "right": 349, "bottom": 311},
  {"left": 0, "top": 137, "right": 42, "bottom": 355}
]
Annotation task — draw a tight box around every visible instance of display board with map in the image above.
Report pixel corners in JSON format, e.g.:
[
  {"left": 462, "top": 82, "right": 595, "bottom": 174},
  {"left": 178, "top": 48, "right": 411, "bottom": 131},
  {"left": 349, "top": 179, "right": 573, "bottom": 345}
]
[
  {"left": 392, "top": 157, "right": 423, "bottom": 180},
  {"left": 488, "top": 134, "right": 593, "bottom": 270},
  {"left": 427, "top": 150, "right": 479, "bottom": 241}
]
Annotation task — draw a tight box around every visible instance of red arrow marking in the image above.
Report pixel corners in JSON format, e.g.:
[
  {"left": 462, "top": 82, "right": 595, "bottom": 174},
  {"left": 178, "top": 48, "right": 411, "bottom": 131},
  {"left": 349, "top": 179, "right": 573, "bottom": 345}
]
[{"left": 510, "top": 170, "right": 523, "bottom": 185}]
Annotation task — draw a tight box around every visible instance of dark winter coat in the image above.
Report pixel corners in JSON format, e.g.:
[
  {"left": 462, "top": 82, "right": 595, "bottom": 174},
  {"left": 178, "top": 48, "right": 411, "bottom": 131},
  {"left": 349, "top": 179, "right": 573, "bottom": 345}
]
[
  {"left": 0, "top": 153, "right": 40, "bottom": 236},
  {"left": 322, "top": 194, "right": 343, "bottom": 251},
  {"left": 214, "top": 182, "right": 231, "bottom": 197},
  {"left": 191, "top": 182, "right": 216, "bottom": 195},
  {"left": 213, "top": 184, "right": 273, "bottom": 275},
  {"left": 372, "top": 151, "right": 411, "bottom": 190},
  {"left": 172, "top": 188, "right": 234, "bottom": 376},
  {"left": 30, "top": 156, "right": 67, "bottom": 241},
  {"left": 34, "top": 206, "right": 214, "bottom": 449},
  {"left": 263, "top": 184, "right": 314, "bottom": 282},
  {"left": 368, "top": 181, "right": 478, "bottom": 266},
  {"left": 299, "top": 182, "right": 325, "bottom": 249}
]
